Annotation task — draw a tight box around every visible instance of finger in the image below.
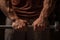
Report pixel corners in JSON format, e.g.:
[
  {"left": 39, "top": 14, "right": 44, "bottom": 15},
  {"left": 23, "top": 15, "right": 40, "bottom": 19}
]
[
  {"left": 13, "top": 25, "right": 19, "bottom": 30},
  {"left": 40, "top": 24, "right": 44, "bottom": 30},
  {"left": 14, "top": 24, "right": 19, "bottom": 29},
  {"left": 37, "top": 24, "right": 40, "bottom": 27},
  {"left": 37, "top": 24, "right": 44, "bottom": 31},
  {"left": 24, "top": 21, "right": 29, "bottom": 25},
  {"left": 22, "top": 23, "right": 26, "bottom": 27},
  {"left": 19, "top": 24, "right": 25, "bottom": 31},
  {"left": 17, "top": 26, "right": 20, "bottom": 29},
  {"left": 18, "top": 24, "right": 23, "bottom": 29},
  {"left": 39, "top": 25, "right": 46, "bottom": 31},
  {"left": 36, "top": 24, "right": 41, "bottom": 31},
  {"left": 14, "top": 27, "right": 18, "bottom": 29},
  {"left": 12, "top": 23, "right": 18, "bottom": 29},
  {"left": 12, "top": 22, "right": 15, "bottom": 27}
]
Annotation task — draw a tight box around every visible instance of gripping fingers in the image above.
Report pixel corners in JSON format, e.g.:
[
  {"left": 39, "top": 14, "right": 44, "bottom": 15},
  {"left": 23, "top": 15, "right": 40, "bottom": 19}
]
[{"left": 12, "top": 22, "right": 18, "bottom": 29}]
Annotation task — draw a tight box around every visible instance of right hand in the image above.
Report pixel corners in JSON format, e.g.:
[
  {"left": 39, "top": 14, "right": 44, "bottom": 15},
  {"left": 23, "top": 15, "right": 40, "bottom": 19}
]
[{"left": 12, "top": 19, "right": 27, "bottom": 30}]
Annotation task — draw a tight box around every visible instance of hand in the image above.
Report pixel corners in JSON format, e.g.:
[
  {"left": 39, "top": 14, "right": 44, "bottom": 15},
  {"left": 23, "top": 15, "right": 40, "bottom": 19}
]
[
  {"left": 32, "top": 18, "right": 49, "bottom": 31},
  {"left": 12, "top": 19, "right": 27, "bottom": 30}
]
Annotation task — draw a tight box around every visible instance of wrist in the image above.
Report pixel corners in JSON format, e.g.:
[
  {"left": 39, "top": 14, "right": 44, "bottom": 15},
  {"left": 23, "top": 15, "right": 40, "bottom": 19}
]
[
  {"left": 11, "top": 17, "right": 19, "bottom": 22},
  {"left": 39, "top": 16, "right": 47, "bottom": 20}
]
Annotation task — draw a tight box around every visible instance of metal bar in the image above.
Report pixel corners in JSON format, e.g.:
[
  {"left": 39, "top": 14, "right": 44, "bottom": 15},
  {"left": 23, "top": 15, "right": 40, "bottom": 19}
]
[
  {"left": 0, "top": 25, "right": 55, "bottom": 29},
  {"left": 0, "top": 25, "right": 59, "bottom": 31},
  {"left": 0, "top": 25, "right": 33, "bottom": 29},
  {"left": 0, "top": 25, "right": 12, "bottom": 29}
]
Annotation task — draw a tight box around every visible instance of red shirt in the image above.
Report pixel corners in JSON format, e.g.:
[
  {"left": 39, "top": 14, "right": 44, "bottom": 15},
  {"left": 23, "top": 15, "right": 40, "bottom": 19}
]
[{"left": 10, "top": 0, "right": 43, "bottom": 18}]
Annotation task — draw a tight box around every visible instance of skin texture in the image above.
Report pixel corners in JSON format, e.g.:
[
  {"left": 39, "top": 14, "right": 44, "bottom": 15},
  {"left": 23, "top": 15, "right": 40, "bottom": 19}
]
[
  {"left": 32, "top": 0, "right": 56, "bottom": 31},
  {"left": 0, "top": 0, "right": 56, "bottom": 31}
]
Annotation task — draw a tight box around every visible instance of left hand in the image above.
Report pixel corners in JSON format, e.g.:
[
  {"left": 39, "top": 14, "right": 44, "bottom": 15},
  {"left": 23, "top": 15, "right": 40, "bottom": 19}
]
[{"left": 32, "top": 17, "right": 49, "bottom": 31}]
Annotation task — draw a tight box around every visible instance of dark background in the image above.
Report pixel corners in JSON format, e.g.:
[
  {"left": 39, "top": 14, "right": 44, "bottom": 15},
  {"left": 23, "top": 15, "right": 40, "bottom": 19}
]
[{"left": 0, "top": 10, "right": 6, "bottom": 40}]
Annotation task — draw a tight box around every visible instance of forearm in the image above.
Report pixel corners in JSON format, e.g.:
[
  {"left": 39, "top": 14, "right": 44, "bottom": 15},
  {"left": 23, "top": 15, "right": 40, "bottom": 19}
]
[
  {"left": 0, "top": 0, "right": 18, "bottom": 21},
  {"left": 1, "top": 7, "right": 18, "bottom": 21},
  {"left": 39, "top": 0, "right": 56, "bottom": 19},
  {"left": 7, "top": 9, "right": 18, "bottom": 21},
  {"left": 0, "top": 0, "right": 8, "bottom": 16}
]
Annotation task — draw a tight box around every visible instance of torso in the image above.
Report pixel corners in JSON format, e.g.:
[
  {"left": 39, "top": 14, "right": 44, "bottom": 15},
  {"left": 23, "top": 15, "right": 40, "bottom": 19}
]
[{"left": 10, "top": 0, "right": 43, "bottom": 18}]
